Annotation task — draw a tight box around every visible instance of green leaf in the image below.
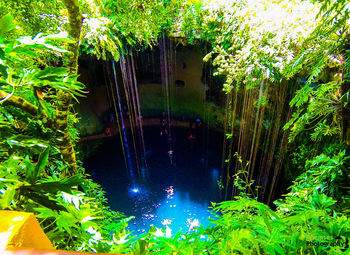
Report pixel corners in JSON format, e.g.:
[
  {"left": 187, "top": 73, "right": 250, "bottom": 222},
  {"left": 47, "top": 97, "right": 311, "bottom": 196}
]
[
  {"left": 20, "top": 189, "right": 66, "bottom": 212},
  {"left": 56, "top": 211, "right": 78, "bottom": 232},
  {"left": 24, "top": 155, "right": 35, "bottom": 183},
  {"left": 30, "top": 175, "right": 83, "bottom": 195},
  {"left": 289, "top": 86, "right": 311, "bottom": 108},
  {"left": 34, "top": 67, "right": 68, "bottom": 81},
  {"left": 0, "top": 14, "right": 16, "bottom": 37},
  {"left": 132, "top": 239, "right": 147, "bottom": 255},
  {"left": 33, "top": 206, "right": 58, "bottom": 219},
  {"left": 0, "top": 187, "right": 16, "bottom": 209},
  {"left": 6, "top": 135, "right": 49, "bottom": 150},
  {"left": 17, "top": 34, "right": 67, "bottom": 53},
  {"left": 0, "top": 64, "right": 7, "bottom": 79},
  {"left": 25, "top": 146, "right": 50, "bottom": 185}
]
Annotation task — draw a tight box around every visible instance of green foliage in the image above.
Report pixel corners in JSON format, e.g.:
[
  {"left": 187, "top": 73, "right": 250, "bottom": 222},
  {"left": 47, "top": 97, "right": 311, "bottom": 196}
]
[
  {"left": 181, "top": 0, "right": 323, "bottom": 90},
  {"left": 231, "top": 152, "right": 257, "bottom": 199},
  {"left": 0, "top": 0, "right": 64, "bottom": 36},
  {"left": 277, "top": 150, "right": 350, "bottom": 214},
  {"left": 0, "top": 146, "right": 130, "bottom": 252},
  {"left": 0, "top": 14, "right": 16, "bottom": 38},
  {"left": 25, "top": 146, "right": 50, "bottom": 184},
  {"left": 1, "top": 1, "right": 350, "bottom": 254},
  {"left": 0, "top": 14, "right": 131, "bottom": 252},
  {"left": 81, "top": 0, "right": 182, "bottom": 59},
  {"left": 0, "top": 29, "right": 86, "bottom": 99},
  {"left": 0, "top": 14, "right": 85, "bottom": 153},
  {"left": 281, "top": 0, "right": 349, "bottom": 143},
  {"left": 284, "top": 80, "right": 342, "bottom": 142},
  {"left": 172, "top": 0, "right": 204, "bottom": 44}
]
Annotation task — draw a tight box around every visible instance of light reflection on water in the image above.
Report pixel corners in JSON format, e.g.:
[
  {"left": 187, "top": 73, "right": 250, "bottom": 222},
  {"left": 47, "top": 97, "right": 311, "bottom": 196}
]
[{"left": 127, "top": 184, "right": 216, "bottom": 234}]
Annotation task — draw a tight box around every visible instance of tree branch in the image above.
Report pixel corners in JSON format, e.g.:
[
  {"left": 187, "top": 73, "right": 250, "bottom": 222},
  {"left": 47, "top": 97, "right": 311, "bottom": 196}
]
[
  {"left": 0, "top": 89, "right": 38, "bottom": 116},
  {"left": 0, "top": 89, "right": 54, "bottom": 127}
]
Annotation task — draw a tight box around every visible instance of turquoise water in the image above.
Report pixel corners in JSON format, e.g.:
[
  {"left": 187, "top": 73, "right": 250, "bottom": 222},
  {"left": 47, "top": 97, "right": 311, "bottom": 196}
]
[{"left": 84, "top": 126, "right": 222, "bottom": 235}]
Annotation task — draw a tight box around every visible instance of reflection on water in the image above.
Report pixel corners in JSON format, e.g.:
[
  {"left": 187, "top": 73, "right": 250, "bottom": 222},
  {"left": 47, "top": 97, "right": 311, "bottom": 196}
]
[
  {"left": 84, "top": 127, "right": 223, "bottom": 235},
  {"left": 127, "top": 183, "right": 216, "bottom": 234}
]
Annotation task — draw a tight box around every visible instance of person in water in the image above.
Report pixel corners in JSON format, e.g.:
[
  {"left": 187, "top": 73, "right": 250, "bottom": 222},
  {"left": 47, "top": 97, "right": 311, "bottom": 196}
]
[
  {"left": 160, "top": 112, "right": 168, "bottom": 135},
  {"left": 105, "top": 127, "right": 111, "bottom": 136},
  {"left": 165, "top": 186, "right": 174, "bottom": 198}
]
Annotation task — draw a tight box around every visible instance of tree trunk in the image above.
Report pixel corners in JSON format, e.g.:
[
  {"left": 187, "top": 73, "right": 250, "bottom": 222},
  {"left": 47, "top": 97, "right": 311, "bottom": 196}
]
[{"left": 56, "top": 0, "right": 82, "bottom": 175}]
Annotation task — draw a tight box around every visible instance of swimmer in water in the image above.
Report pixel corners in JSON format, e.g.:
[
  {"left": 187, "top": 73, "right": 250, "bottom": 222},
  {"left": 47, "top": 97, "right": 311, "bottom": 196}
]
[
  {"left": 160, "top": 112, "right": 168, "bottom": 135},
  {"left": 165, "top": 186, "right": 174, "bottom": 197},
  {"left": 168, "top": 150, "right": 174, "bottom": 157}
]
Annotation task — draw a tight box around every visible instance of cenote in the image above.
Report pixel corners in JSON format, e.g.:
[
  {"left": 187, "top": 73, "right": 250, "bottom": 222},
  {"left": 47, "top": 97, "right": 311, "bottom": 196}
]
[
  {"left": 84, "top": 127, "right": 222, "bottom": 235},
  {"left": 1, "top": 0, "right": 349, "bottom": 254}
]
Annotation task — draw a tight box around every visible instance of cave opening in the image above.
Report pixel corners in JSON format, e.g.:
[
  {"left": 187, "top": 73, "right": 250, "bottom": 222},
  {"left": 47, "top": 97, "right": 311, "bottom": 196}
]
[{"left": 77, "top": 39, "right": 292, "bottom": 234}]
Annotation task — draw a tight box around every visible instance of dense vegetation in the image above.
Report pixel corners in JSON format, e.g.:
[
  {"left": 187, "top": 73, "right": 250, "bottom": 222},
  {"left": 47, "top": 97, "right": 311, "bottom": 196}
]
[{"left": 0, "top": 0, "right": 349, "bottom": 254}]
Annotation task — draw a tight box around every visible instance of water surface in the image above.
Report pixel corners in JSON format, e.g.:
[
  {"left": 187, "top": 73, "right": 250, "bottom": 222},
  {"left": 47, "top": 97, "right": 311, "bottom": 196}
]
[{"left": 84, "top": 126, "right": 222, "bottom": 235}]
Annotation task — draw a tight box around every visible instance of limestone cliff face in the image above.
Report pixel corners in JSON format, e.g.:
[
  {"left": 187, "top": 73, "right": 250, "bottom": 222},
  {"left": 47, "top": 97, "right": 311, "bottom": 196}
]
[
  {"left": 76, "top": 46, "right": 224, "bottom": 137},
  {"left": 139, "top": 46, "right": 208, "bottom": 120}
]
